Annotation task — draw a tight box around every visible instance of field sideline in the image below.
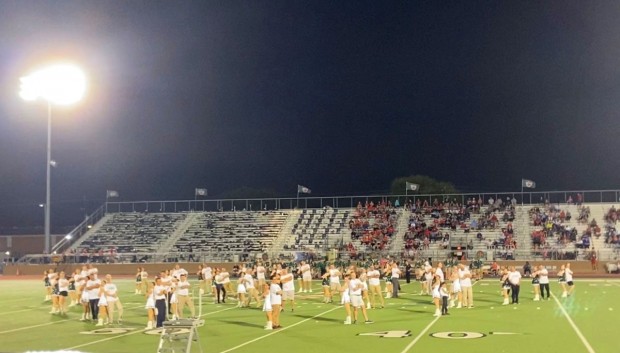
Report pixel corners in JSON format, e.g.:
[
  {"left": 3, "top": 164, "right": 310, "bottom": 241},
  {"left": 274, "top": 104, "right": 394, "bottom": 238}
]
[{"left": 0, "top": 278, "right": 617, "bottom": 353}]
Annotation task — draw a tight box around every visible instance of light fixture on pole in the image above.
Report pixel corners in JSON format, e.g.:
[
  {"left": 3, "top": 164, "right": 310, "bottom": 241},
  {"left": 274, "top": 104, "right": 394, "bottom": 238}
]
[{"left": 20, "top": 63, "right": 87, "bottom": 254}]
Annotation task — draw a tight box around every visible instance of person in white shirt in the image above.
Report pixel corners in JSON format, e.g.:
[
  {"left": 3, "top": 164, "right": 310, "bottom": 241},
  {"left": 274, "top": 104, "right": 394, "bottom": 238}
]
[
  {"left": 270, "top": 274, "right": 283, "bottom": 329},
  {"left": 440, "top": 282, "right": 450, "bottom": 315},
  {"left": 236, "top": 270, "right": 247, "bottom": 308},
  {"left": 172, "top": 264, "right": 188, "bottom": 280},
  {"left": 431, "top": 269, "right": 442, "bottom": 317},
  {"left": 262, "top": 280, "right": 273, "bottom": 330},
  {"left": 104, "top": 274, "right": 123, "bottom": 324},
  {"left": 458, "top": 264, "right": 474, "bottom": 308},
  {"left": 508, "top": 266, "right": 522, "bottom": 304},
  {"left": 299, "top": 261, "right": 313, "bottom": 293},
  {"left": 86, "top": 273, "right": 101, "bottom": 322},
  {"left": 145, "top": 281, "right": 156, "bottom": 329},
  {"left": 176, "top": 273, "right": 195, "bottom": 318},
  {"left": 200, "top": 264, "right": 213, "bottom": 296},
  {"left": 135, "top": 267, "right": 144, "bottom": 295},
  {"left": 256, "top": 262, "right": 267, "bottom": 295},
  {"left": 221, "top": 268, "right": 232, "bottom": 299},
  {"left": 68, "top": 269, "right": 79, "bottom": 307},
  {"left": 153, "top": 277, "right": 167, "bottom": 328},
  {"left": 96, "top": 279, "right": 109, "bottom": 326},
  {"left": 435, "top": 263, "right": 445, "bottom": 283},
  {"left": 367, "top": 265, "right": 384, "bottom": 309},
  {"left": 214, "top": 269, "right": 226, "bottom": 304},
  {"left": 348, "top": 271, "right": 373, "bottom": 324},
  {"left": 328, "top": 265, "right": 342, "bottom": 302},
  {"left": 538, "top": 265, "right": 550, "bottom": 300},
  {"left": 243, "top": 270, "right": 261, "bottom": 308},
  {"left": 565, "top": 263, "right": 575, "bottom": 297},
  {"left": 280, "top": 268, "right": 295, "bottom": 312},
  {"left": 57, "top": 271, "right": 69, "bottom": 315},
  {"left": 449, "top": 266, "right": 462, "bottom": 308},
  {"left": 391, "top": 262, "right": 402, "bottom": 298},
  {"left": 531, "top": 266, "right": 541, "bottom": 301},
  {"left": 140, "top": 268, "right": 149, "bottom": 297},
  {"left": 500, "top": 268, "right": 511, "bottom": 305}
]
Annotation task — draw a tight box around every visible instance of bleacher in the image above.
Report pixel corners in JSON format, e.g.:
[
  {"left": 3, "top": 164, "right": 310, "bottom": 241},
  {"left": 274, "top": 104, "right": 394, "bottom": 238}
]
[
  {"left": 171, "top": 211, "right": 289, "bottom": 259},
  {"left": 75, "top": 212, "right": 187, "bottom": 254},
  {"left": 283, "top": 208, "right": 349, "bottom": 251}
]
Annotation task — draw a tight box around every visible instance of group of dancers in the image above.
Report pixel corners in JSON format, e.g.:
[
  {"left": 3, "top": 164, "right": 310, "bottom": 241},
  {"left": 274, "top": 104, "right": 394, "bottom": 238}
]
[
  {"left": 43, "top": 264, "right": 123, "bottom": 326},
  {"left": 42, "top": 259, "right": 576, "bottom": 331}
]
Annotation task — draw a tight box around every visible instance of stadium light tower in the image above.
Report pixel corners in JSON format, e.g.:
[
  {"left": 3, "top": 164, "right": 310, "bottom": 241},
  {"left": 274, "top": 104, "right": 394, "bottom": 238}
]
[{"left": 19, "top": 63, "right": 87, "bottom": 254}]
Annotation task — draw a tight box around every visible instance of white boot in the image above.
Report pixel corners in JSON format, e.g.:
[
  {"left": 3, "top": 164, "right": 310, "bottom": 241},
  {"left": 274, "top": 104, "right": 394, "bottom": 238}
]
[
  {"left": 146, "top": 320, "right": 153, "bottom": 330},
  {"left": 456, "top": 302, "right": 462, "bottom": 309},
  {"left": 449, "top": 300, "right": 455, "bottom": 308},
  {"left": 366, "top": 302, "right": 371, "bottom": 310},
  {"left": 264, "top": 321, "right": 273, "bottom": 330},
  {"left": 80, "top": 313, "right": 86, "bottom": 321},
  {"left": 96, "top": 318, "right": 104, "bottom": 326},
  {"left": 561, "top": 291, "right": 567, "bottom": 298},
  {"left": 344, "top": 316, "right": 351, "bottom": 325},
  {"left": 434, "top": 308, "right": 441, "bottom": 317},
  {"left": 533, "top": 294, "right": 540, "bottom": 301},
  {"left": 502, "top": 297, "right": 509, "bottom": 305}
]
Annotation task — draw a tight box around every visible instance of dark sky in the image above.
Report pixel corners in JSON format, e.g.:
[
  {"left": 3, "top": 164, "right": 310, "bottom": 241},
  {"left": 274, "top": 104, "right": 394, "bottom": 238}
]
[{"left": 1, "top": 1, "right": 620, "bottom": 228}]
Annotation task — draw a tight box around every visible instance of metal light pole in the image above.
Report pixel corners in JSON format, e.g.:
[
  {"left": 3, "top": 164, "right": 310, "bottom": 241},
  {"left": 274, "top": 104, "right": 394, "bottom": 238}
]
[
  {"left": 20, "top": 63, "right": 87, "bottom": 254},
  {"left": 44, "top": 101, "right": 52, "bottom": 254}
]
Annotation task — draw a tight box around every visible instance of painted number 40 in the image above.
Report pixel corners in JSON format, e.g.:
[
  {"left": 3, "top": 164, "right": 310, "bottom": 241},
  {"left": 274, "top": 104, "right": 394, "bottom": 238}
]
[{"left": 358, "top": 331, "right": 411, "bottom": 338}]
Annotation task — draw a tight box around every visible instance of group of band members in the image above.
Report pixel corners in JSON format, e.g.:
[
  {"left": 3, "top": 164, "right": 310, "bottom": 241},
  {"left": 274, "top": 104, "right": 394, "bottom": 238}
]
[
  {"left": 43, "top": 264, "right": 123, "bottom": 326},
  {"left": 43, "top": 259, "right": 577, "bottom": 331}
]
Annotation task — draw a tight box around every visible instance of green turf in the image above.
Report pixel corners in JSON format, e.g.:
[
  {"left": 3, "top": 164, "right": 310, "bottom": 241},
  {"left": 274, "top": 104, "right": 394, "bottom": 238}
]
[{"left": 0, "top": 278, "right": 616, "bottom": 353}]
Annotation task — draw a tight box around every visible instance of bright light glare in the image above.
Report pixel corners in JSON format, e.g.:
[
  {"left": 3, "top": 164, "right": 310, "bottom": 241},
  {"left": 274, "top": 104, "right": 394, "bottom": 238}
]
[
  {"left": 19, "top": 64, "right": 87, "bottom": 105},
  {"left": 65, "top": 234, "right": 72, "bottom": 240}
]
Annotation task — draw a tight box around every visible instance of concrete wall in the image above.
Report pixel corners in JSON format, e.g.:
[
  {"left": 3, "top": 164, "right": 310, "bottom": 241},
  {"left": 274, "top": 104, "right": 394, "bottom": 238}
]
[{"left": 0, "top": 234, "right": 63, "bottom": 257}]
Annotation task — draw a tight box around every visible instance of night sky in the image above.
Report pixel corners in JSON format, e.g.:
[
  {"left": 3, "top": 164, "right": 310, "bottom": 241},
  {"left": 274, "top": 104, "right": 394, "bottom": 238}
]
[{"left": 1, "top": 1, "right": 620, "bottom": 228}]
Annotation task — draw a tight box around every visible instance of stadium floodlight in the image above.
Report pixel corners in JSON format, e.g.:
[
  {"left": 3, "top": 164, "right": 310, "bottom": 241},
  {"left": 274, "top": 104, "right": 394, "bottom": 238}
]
[
  {"left": 19, "top": 64, "right": 86, "bottom": 105},
  {"left": 20, "top": 63, "right": 87, "bottom": 254},
  {"left": 65, "top": 234, "right": 72, "bottom": 240}
]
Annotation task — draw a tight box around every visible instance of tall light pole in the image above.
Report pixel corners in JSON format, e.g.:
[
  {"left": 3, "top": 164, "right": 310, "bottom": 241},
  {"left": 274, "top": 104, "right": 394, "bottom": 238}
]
[{"left": 20, "top": 63, "right": 87, "bottom": 254}]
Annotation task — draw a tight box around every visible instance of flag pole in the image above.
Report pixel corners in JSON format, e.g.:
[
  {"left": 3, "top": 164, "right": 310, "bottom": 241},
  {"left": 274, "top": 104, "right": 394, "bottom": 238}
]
[
  {"left": 521, "top": 179, "right": 524, "bottom": 206},
  {"left": 296, "top": 186, "right": 299, "bottom": 208}
]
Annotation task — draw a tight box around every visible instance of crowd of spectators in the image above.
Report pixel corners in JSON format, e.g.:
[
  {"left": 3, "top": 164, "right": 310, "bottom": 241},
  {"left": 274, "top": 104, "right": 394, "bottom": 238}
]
[
  {"left": 348, "top": 201, "right": 398, "bottom": 256},
  {"left": 529, "top": 205, "right": 595, "bottom": 252},
  {"left": 604, "top": 206, "right": 620, "bottom": 247}
]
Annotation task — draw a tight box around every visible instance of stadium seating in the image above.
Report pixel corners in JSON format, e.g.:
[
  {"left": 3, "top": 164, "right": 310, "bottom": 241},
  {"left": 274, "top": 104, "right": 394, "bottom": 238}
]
[
  {"left": 171, "top": 211, "right": 289, "bottom": 261},
  {"left": 75, "top": 212, "right": 187, "bottom": 254}
]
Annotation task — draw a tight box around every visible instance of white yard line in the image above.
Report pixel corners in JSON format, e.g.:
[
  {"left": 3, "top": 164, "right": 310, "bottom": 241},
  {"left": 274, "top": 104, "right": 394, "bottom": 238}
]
[
  {"left": 551, "top": 293, "right": 596, "bottom": 353},
  {"left": 64, "top": 305, "right": 237, "bottom": 350},
  {"left": 0, "top": 319, "right": 71, "bottom": 334},
  {"left": 400, "top": 280, "right": 480, "bottom": 353},
  {"left": 399, "top": 315, "right": 440, "bottom": 353},
  {"left": 0, "top": 307, "right": 42, "bottom": 316},
  {"left": 0, "top": 303, "right": 144, "bottom": 334},
  {"left": 217, "top": 306, "right": 341, "bottom": 353}
]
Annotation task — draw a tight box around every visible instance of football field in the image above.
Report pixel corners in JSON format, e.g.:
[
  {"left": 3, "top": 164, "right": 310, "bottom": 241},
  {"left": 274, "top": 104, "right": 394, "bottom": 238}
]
[{"left": 0, "top": 278, "right": 616, "bottom": 353}]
